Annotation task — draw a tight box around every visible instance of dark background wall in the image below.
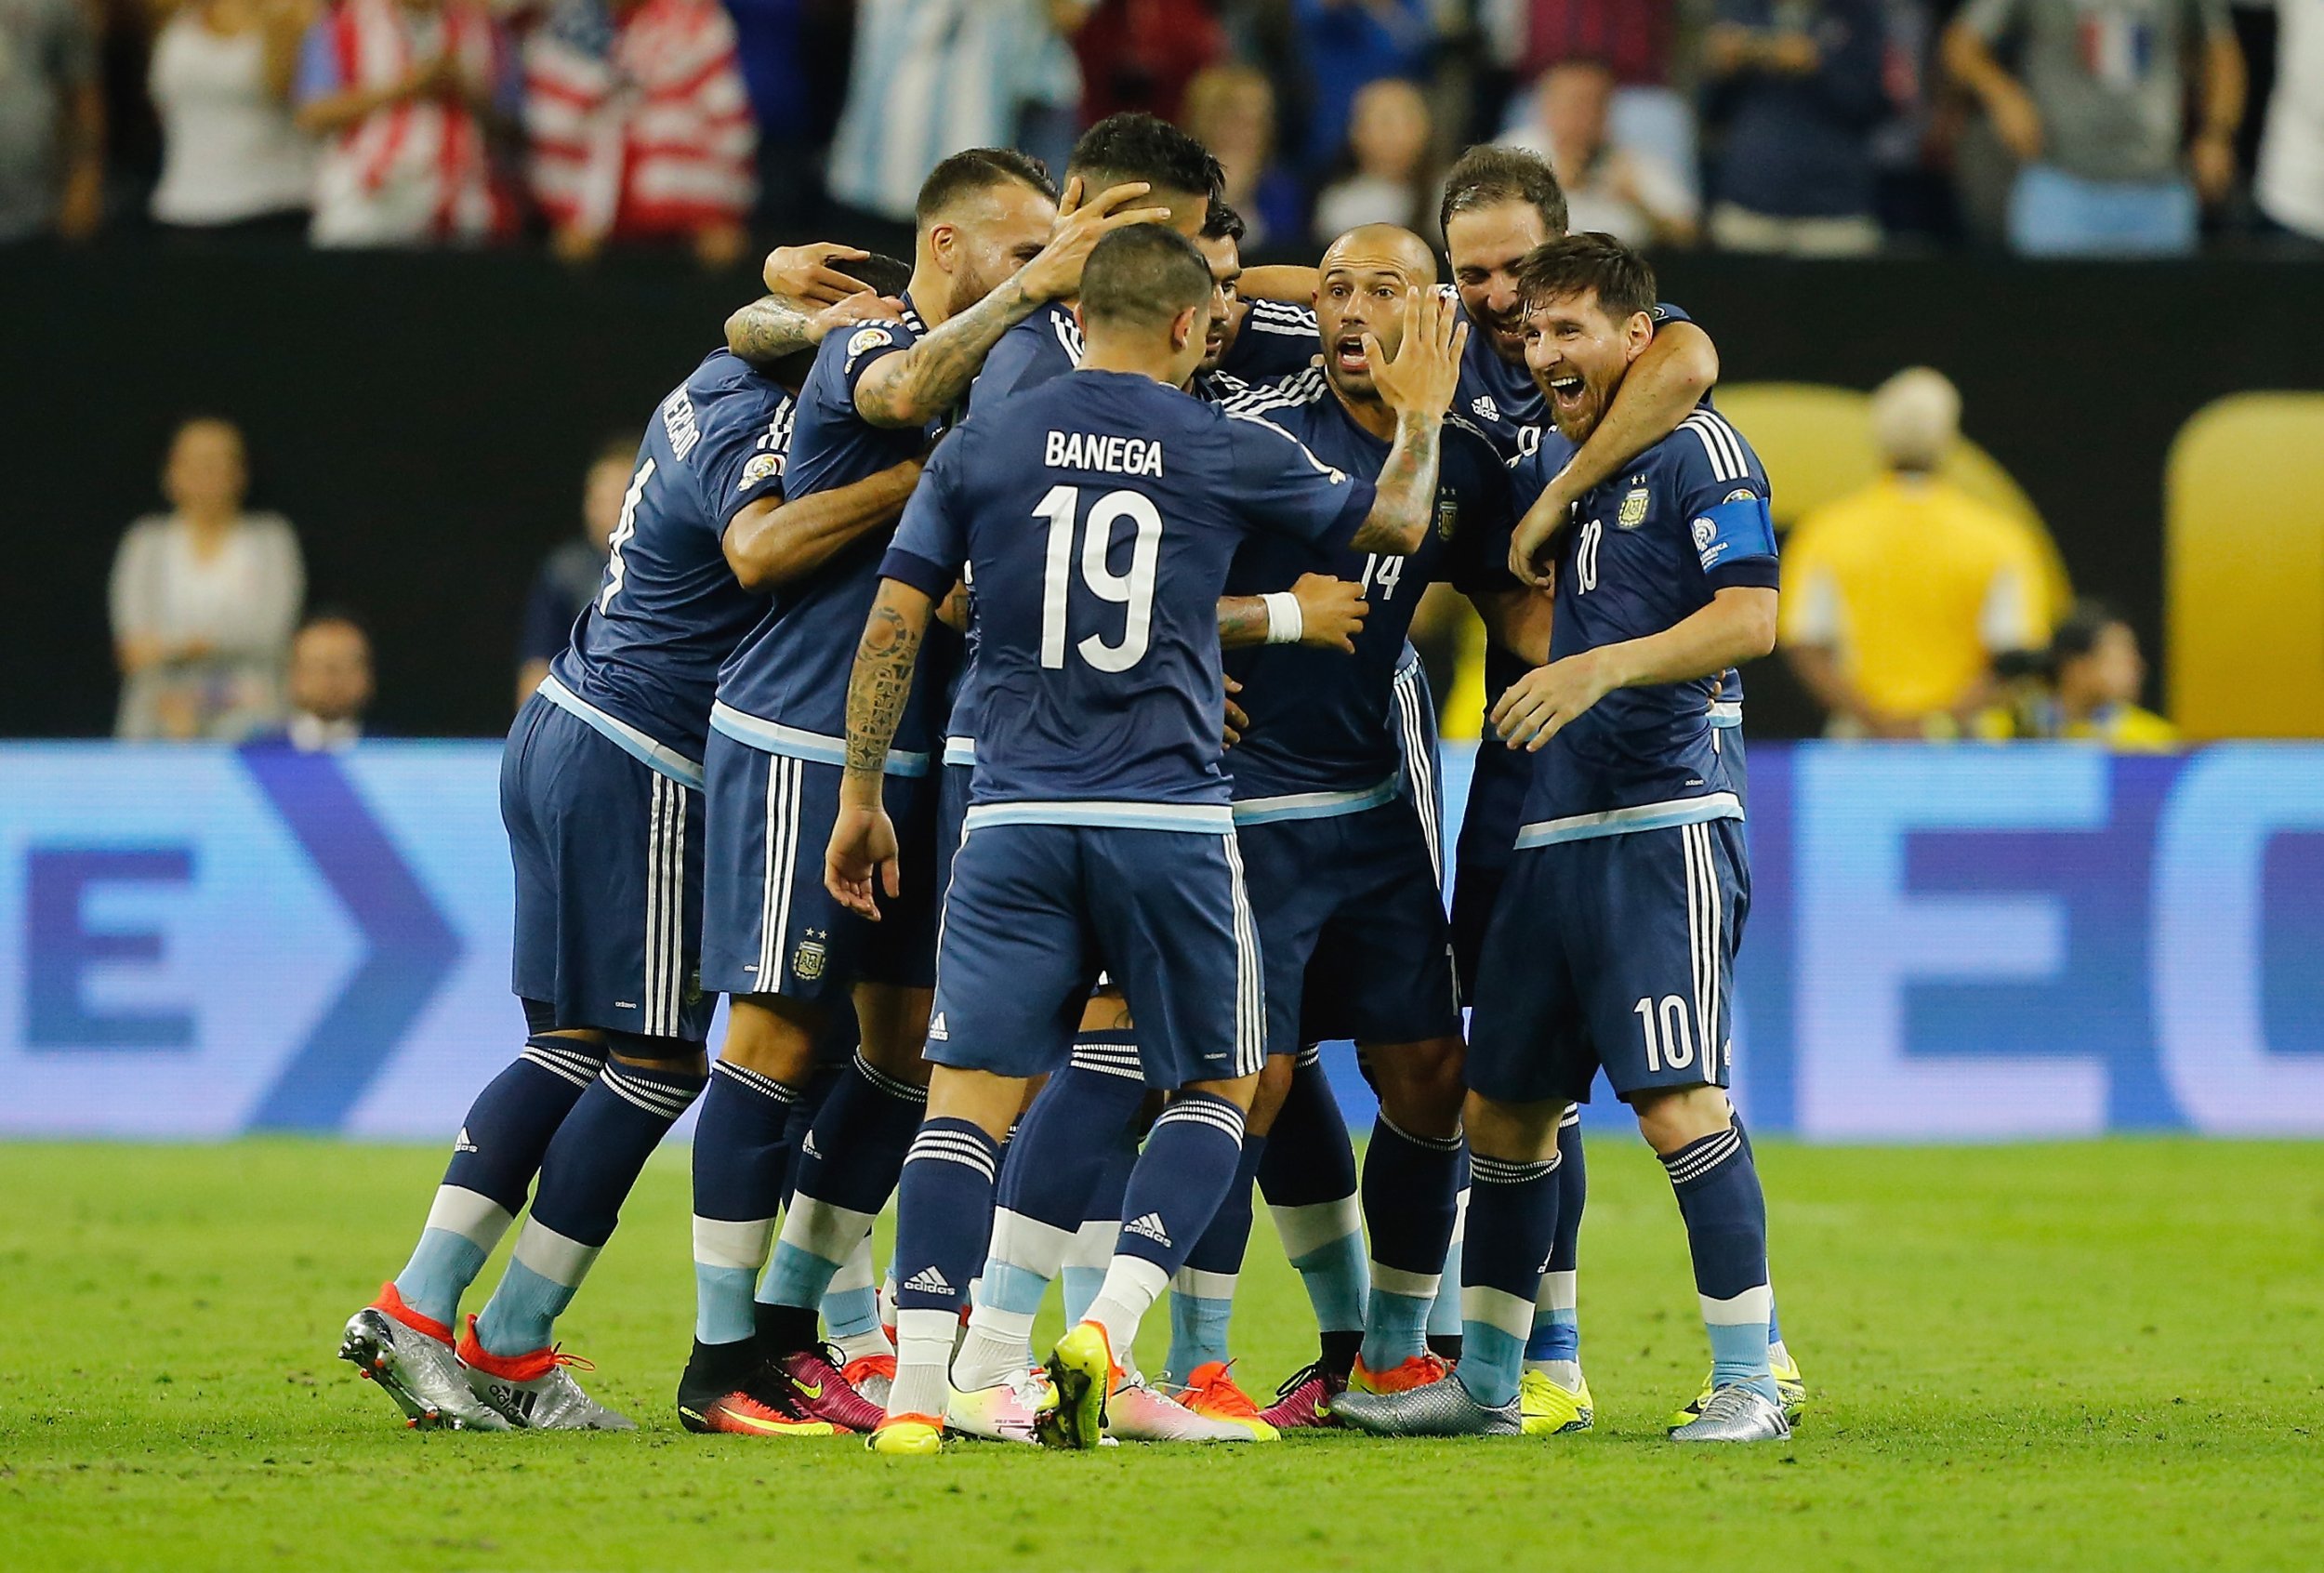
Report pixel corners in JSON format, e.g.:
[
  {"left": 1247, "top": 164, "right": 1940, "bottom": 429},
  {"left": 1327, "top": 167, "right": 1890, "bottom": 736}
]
[{"left": 8, "top": 247, "right": 2320, "bottom": 739}]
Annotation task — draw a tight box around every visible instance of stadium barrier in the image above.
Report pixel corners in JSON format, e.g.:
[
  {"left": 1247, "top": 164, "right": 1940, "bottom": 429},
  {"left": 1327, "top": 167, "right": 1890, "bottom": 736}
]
[{"left": 4, "top": 741, "right": 2319, "bottom": 1142}]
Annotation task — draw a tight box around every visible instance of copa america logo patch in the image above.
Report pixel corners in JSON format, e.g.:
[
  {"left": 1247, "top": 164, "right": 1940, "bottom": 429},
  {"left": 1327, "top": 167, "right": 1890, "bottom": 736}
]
[
  {"left": 844, "top": 325, "right": 893, "bottom": 370},
  {"left": 1618, "top": 486, "right": 1650, "bottom": 529},
  {"left": 739, "top": 452, "right": 784, "bottom": 489},
  {"left": 1724, "top": 487, "right": 1757, "bottom": 504}
]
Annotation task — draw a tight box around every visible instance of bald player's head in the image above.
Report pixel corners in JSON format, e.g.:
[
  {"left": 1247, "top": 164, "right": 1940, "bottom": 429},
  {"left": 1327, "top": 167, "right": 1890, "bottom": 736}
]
[{"left": 1314, "top": 224, "right": 1438, "bottom": 403}]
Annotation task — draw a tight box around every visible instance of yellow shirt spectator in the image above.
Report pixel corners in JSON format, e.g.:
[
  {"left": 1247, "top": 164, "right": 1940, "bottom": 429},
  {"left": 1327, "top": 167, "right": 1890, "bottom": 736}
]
[{"left": 1781, "top": 472, "right": 2053, "bottom": 731}]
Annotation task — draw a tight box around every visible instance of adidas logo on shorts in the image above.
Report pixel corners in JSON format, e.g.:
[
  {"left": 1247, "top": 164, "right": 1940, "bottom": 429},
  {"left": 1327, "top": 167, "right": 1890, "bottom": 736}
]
[
  {"left": 454, "top": 1128, "right": 479, "bottom": 1155},
  {"left": 902, "top": 1265, "right": 954, "bottom": 1297},
  {"left": 1124, "top": 1212, "right": 1172, "bottom": 1248},
  {"left": 928, "top": 1012, "right": 948, "bottom": 1042}
]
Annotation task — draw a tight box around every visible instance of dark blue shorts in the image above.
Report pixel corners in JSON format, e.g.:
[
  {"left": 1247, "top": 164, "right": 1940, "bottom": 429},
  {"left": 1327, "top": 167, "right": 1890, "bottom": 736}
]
[
  {"left": 926, "top": 819, "right": 1263, "bottom": 1089},
  {"left": 1468, "top": 817, "right": 1749, "bottom": 1105},
  {"left": 935, "top": 752, "right": 971, "bottom": 906},
  {"left": 700, "top": 733, "right": 940, "bottom": 1003},
  {"left": 1237, "top": 798, "right": 1460, "bottom": 1056},
  {"left": 1390, "top": 653, "right": 1446, "bottom": 886},
  {"left": 502, "top": 694, "right": 713, "bottom": 1040}
]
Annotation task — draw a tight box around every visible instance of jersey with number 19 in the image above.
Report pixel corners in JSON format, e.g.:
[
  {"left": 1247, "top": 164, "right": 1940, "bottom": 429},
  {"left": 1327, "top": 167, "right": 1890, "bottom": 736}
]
[
  {"left": 881, "top": 366, "right": 1377, "bottom": 1088},
  {"left": 1468, "top": 403, "right": 1776, "bottom": 1106},
  {"left": 506, "top": 349, "right": 789, "bottom": 1040}
]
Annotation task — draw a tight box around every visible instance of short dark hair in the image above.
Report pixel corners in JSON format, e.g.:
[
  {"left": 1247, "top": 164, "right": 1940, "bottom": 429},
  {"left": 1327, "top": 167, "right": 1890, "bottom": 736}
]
[
  {"left": 1068, "top": 112, "right": 1223, "bottom": 202},
  {"left": 2049, "top": 600, "right": 2126, "bottom": 668},
  {"left": 914, "top": 148, "right": 1057, "bottom": 228},
  {"left": 1080, "top": 225, "right": 1212, "bottom": 329},
  {"left": 1201, "top": 197, "right": 1246, "bottom": 244},
  {"left": 845, "top": 251, "right": 914, "bottom": 297},
  {"left": 1439, "top": 144, "right": 1569, "bottom": 243},
  {"left": 1512, "top": 231, "right": 1656, "bottom": 324}
]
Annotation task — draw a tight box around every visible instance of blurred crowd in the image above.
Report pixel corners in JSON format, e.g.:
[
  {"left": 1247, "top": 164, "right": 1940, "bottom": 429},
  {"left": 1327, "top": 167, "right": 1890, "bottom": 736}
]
[
  {"left": 7, "top": 0, "right": 2324, "bottom": 258},
  {"left": 111, "top": 386, "right": 2172, "bottom": 750}
]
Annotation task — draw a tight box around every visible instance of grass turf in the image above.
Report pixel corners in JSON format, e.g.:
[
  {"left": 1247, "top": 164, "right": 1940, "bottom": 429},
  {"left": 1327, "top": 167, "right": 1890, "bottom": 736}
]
[{"left": 1, "top": 1138, "right": 2317, "bottom": 1571}]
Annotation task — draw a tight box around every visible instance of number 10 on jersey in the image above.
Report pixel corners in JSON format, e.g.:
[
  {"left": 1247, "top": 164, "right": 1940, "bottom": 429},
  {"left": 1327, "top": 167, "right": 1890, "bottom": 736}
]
[{"left": 1036, "top": 484, "right": 1160, "bottom": 672}]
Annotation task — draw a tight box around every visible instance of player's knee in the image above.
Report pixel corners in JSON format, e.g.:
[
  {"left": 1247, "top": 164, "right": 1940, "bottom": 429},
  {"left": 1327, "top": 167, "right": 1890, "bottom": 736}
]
[
  {"left": 721, "top": 993, "right": 824, "bottom": 1083},
  {"left": 1245, "top": 1052, "right": 1296, "bottom": 1133},
  {"left": 603, "top": 1032, "right": 707, "bottom": 1074},
  {"left": 926, "top": 1065, "right": 1023, "bottom": 1140},
  {"left": 1076, "top": 987, "right": 1132, "bottom": 1035},
  {"left": 1366, "top": 1035, "right": 1467, "bottom": 1139},
  {"left": 851, "top": 984, "right": 934, "bottom": 1078},
  {"left": 1182, "top": 1070, "right": 1262, "bottom": 1116},
  {"left": 1464, "top": 1090, "right": 1565, "bottom": 1163},
  {"left": 1631, "top": 1084, "right": 1730, "bottom": 1157}
]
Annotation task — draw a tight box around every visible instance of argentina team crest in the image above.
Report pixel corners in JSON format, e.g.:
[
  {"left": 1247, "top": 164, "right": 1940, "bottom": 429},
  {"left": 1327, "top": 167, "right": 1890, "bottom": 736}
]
[
  {"left": 1435, "top": 489, "right": 1459, "bottom": 541},
  {"left": 792, "top": 929, "right": 829, "bottom": 981},
  {"left": 1618, "top": 484, "right": 1651, "bottom": 529}
]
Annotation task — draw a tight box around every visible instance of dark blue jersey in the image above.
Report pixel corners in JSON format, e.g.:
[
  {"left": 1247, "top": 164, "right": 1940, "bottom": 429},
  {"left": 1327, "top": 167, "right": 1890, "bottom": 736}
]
[
  {"left": 881, "top": 367, "right": 1376, "bottom": 823},
  {"left": 714, "top": 299, "right": 949, "bottom": 762},
  {"left": 1506, "top": 405, "right": 1776, "bottom": 841},
  {"left": 543, "top": 349, "right": 787, "bottom": 776},
  {"left": 1218, "top": 298, "right": 1321, "bottom": 384},
  {"left": 967, "top": 301, "right": 1086, "bottom": 418},
  {"left": 1218, "top": 368, "right": 1516, "bottom": 807}
]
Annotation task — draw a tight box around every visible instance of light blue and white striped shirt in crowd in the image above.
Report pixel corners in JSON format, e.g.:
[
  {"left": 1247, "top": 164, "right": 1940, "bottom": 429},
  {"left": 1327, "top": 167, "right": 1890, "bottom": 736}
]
[{"left": 825, "top": 0, "right": 1082, "bottom": 221}]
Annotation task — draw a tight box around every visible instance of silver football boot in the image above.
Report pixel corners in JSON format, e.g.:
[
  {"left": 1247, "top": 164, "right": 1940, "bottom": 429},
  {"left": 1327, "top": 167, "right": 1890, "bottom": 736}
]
[
  {"left": 1668, "top": 1383, "right": 1791, "bottom": 1443},
  {"left": 338, "top": 1307, "right": 510, "bottom": 1431},
  {"left": 465, "top": 1356, "right": 637, "bottom": 1430},
  {"left": 1331, "top": 1376, "right": 1523, "bottom": 1437}
]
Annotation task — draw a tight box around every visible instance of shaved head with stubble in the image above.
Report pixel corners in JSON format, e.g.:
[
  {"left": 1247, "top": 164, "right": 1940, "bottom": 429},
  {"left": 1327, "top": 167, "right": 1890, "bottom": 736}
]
[{"left": 1315, "top": 224, "right": 1440, "bottom": 406}]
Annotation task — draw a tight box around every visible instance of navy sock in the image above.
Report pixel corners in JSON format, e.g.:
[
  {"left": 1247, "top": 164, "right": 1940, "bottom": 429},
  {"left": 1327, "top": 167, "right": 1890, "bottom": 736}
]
[
  {"left": 393, "top": 1034, "right": 605, "bottom": 1328},
  {"left": 1166, "top": 1131, "right": 1265, "bottom": 1378},
  {"left": 759, "top": 1054, "right": 928, "bottom": 1343},
  {"left": 1730, "top": 1114, "right": 1786, "bottom": 1349},
  {"left": 999, "top": 1051, "right": 1147, "bottom": 1236},
  {"left": 1084, "top": 1093, "right": 1248, "bottom": 1356},
  {"left": 886, "top": 1117, "right": 1003, "bottom": 1420},
  {"left": 1549, "top": 1107, "right": 1586, "bottom": 1276},
  {"left": 1257, "top": 1051, "right": 1366, "bottom": 1363},
  {"left": 1526, "top": 1108, "right": 1588, "bottom": 1369},
  {"left": 1457, "top": 1149, "right": 1562, "bottom": 1408},
  {"left": 1358, "top": 1114, "right": 1462, "bottom": 1370},
  {"left": 690, "top": 1060, "right": 805, "bottom": 1346},
  {"left": 1063, "top": 1130, "right": 1138, "bottom": 1326},
  {"left": 1662, "top": 1125, "right": 1775, "bottom": 1399},
  {"left": 776, "top": 1064, "right": 842, "bottom": 1214},
  {"left": 476, "top": 1059, "right": 704, "bottom": 1355}
]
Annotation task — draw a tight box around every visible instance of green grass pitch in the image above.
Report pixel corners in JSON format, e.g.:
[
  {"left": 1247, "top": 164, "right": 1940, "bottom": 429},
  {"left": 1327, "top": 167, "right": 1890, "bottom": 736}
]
[{"left": 3, "top": 1138, "right": 2318, "bottom": 1570}]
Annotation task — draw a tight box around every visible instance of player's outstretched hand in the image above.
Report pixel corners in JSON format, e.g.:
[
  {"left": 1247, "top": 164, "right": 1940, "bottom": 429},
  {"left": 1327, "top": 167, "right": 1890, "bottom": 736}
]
[
  {"left": 1366, "top": 286, "right": 1467, "bottom": 425},
  {"left": 1222, "top": 675, "right": 1248, "bottom": 748},
  {"left": 1490, "top": 650, "right": 1615, "bottom": 751},
  {"left": 1020, "top": 177, "right": 1176, "bottom": 303},
  {"left": 765, "top": 242, "right": 877, "bottom": 306},
  {"left": 1292, "top": 573, "right": 1368, "bottom": 654},
  {"left": 825, "top": 802, "right": 901, "bottom": 920}
]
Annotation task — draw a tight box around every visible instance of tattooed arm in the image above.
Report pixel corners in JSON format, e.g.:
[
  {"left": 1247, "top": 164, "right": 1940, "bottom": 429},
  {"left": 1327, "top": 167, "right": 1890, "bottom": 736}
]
[
  {"left": 725, "top": 293, "right": 901, "bottom": 372},
  {"left": 826, "top": 579, "right": 936, "bottom": 919},
  {"left": 852, "top": 178, "right": 1173, "bottom": 429}
]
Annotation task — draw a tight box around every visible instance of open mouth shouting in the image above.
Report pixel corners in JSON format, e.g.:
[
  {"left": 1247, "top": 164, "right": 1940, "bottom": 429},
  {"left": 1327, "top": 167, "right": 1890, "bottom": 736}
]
[
  {"left": 1546, "top": 371, "right": 1587, "bottom": 416},
  {"left": 1331, "top": 331, "right": 1369, "bottom": 377}
]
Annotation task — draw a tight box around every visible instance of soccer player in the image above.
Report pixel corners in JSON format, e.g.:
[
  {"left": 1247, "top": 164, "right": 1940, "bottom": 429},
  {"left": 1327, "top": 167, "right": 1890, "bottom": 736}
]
[
  {"left": 680, "top": 147, "right": 1170, "bottom": 1434},
  {"left": 1204, "top": 224, "right": 1541, "bottom": 1408},
  {"left": 338, "top": 285, "right": 896, "bottom": 1433},
  {"left": 1434, "top": 145, "right": 1811, "bottom": 1433},
  {"left": 1195, "top": 199, "right": 1325, "bottom": 394},
  {"left": 1335, "top": 232, "right": 1789, "bottom": 1444},
  {"left": 830, "top": 224, "right": 1468, "bottom": 1455}
]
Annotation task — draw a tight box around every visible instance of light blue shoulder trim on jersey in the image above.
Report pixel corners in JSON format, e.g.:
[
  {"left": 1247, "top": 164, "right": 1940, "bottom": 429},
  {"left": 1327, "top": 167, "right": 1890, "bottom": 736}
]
[
  {"left": 944, "top": 737, "right": 976, "bottom": 768},
  {"left": 1231, "top": 772, "right": 1403, "bottom": 826},
  {"left": 1709, "top": 700, "right": 1743, "bottom": 728},
  {"left": 537, "top": 675, "right": 705, "bottom": 790},
  {"left": 962, "top": 800, "right": 1235, "bottom": 835},
  {"left": 1514, "top": 791, "right": 1742, "bottom": 848},
  {"left": 708, "top": 701, "right": 931, "bottom": 777}
]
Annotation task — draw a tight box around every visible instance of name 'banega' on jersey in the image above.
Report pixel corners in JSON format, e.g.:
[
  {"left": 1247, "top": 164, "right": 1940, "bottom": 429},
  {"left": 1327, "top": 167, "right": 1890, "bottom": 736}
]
[
  {"left": 1512, "top": 405, "right": 1778, "bottom": 821},
  {"left": 879, "top": 367, "right": 1376, "bottom": 813}
]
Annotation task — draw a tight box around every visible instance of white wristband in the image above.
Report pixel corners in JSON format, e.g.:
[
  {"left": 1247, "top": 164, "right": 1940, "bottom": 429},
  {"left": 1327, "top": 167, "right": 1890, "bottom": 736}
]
[{"left": 1261, "top": 591, "right": 1304, "bottom": 645}]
